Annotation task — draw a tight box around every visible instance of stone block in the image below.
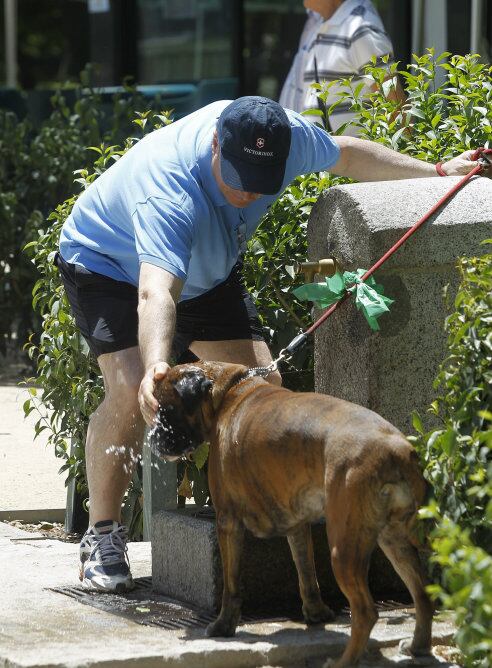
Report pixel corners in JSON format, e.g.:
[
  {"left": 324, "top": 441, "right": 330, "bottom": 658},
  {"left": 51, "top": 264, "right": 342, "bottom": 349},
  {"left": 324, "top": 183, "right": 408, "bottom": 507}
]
[
  {"left": 307, "top": 176, "right": 491, "bottom": 432},
  {"left": 142, "top": 431, "right": 177, "bottom": 540},
  {"left": 152, "top": 507, "right": 405, "bottom": 613}
]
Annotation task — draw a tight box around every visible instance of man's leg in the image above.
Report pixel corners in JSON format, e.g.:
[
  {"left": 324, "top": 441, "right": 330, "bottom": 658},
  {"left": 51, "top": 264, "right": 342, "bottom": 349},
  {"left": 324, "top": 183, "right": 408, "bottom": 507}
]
[
  {"left": 80, "top": 346, "right": 144, "bottom": 593},
  {"left": 190, "top": 339, "right": 282, "bottom": 385},
  {"left": 54, "top": 256, "right": 144, "bottom": 591},
  {"left": 86, "top": 346, "right": 145, "bottom": 524}
]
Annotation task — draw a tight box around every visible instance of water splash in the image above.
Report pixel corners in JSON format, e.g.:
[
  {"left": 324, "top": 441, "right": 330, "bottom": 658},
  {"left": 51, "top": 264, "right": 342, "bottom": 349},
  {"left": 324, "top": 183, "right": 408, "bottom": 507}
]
[
  {"left": 147, "top": 405, "right": 197, "bottom": 460},
  {"left": 103, "top": 444, "right": 142, "bottom": 473}
]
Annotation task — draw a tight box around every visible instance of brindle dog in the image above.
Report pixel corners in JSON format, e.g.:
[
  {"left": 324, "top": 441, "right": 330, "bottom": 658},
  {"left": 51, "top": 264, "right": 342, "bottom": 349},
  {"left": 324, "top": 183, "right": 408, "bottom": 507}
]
[{"left": 152, "top": 361, "right": 433, "bottom": 668}]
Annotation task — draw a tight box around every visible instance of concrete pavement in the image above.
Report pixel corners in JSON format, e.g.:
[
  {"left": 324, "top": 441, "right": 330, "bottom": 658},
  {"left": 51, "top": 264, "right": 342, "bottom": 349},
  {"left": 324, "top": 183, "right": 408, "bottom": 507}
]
[
  {"left": 0, "top": 521, "right": 460, "bottom": 668},
  {"left": 0, "top": 384, "right": 66, "bottom": 521}
]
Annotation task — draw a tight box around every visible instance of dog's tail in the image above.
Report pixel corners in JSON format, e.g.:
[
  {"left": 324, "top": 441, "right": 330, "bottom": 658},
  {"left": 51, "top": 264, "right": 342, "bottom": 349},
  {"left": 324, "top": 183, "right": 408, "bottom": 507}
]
[{"left": 380, "top": 449, "right": 429, "bottom": 548}]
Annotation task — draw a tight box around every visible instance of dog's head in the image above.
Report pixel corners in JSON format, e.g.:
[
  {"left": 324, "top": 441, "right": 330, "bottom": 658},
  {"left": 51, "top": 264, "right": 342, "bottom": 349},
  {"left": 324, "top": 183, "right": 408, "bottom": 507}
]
[{"left": 149, "top": 361, "right": 248, "bottom": 460}]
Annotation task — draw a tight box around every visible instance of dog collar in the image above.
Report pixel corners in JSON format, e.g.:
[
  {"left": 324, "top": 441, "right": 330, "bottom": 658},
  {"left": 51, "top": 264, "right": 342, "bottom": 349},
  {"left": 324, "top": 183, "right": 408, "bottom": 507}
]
[{"left": 244, "top": 365, "right": 276, "bottom": 380}]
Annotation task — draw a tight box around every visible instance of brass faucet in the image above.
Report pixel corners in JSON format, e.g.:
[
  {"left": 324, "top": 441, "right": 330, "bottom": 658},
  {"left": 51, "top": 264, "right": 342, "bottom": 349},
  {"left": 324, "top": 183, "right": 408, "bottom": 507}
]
[{"left": 295, "top": 258, "right": 341, "bottom": 283}]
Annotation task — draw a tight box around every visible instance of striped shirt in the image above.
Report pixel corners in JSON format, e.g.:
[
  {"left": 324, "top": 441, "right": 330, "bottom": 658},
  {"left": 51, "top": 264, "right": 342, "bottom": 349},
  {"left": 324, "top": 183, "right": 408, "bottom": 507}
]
[{"left": 279, "top": 0, "right": 394, "bottom": 136}]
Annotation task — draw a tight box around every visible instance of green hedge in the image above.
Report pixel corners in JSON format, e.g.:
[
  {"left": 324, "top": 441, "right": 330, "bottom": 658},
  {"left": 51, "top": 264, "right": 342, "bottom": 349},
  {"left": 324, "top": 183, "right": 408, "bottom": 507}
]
[
  {"left": 0, "top": 72, "right": 160, "bottom": 357},
  {"left": 426, "top": 513, "right": 492, "bottom": 667},
  {"left": 415, "top": 248, "right": 491, "bottom": 667},
  {"left": 413, "top": 251, "right": 492, "bottom": 548},
  {"left": 316, "top": 50, "right": 492, "bottom": 160}
]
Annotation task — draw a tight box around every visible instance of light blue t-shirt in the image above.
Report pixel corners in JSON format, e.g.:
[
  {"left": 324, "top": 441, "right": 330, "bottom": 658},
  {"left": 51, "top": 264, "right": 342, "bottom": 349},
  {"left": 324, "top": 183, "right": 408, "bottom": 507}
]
[{"left": 59, "top": 100, "right": 339, "bottom": 301}]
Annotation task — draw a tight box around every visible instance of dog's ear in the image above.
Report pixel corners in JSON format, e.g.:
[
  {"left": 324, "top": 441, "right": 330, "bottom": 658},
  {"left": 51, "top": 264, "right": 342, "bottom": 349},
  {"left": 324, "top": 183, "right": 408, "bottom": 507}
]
[
  {"left": 206, "top": 363, "right": 249, "bottom": 411},
  {"left": 173, "top": 370, "right": 213, "bottom": 416}
]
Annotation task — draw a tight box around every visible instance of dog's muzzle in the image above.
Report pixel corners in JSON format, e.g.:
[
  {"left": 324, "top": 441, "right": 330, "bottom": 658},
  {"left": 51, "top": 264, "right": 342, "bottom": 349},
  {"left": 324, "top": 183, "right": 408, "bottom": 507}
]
[{"left": 149, "top": 404, "right": 201, "bottom": 460}]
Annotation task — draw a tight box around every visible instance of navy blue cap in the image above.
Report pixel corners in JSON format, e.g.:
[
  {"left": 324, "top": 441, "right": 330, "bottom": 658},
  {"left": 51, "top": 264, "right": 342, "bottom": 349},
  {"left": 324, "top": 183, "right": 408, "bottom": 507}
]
[{"left": 217, "top": 96, "right": 292, "bottom": 196}]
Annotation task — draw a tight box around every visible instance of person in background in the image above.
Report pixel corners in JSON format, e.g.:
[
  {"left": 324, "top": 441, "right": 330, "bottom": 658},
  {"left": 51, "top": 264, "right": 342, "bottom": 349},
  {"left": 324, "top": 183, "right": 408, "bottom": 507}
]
[{"left": 279, "top": 0, "right": 406, "bottom": 135}]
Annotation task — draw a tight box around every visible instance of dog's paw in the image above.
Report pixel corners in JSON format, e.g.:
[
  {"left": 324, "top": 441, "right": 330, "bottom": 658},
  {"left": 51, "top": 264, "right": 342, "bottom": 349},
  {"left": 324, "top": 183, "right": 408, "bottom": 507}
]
[
  {"left": 398, "top": 638, "right": 432, "bottom": 657},
  {"left": 206, "top": 619, "right": 237, "bottom": 638},
  {"left": 303, "top": 603, "right": 336, "bottom": 625}
]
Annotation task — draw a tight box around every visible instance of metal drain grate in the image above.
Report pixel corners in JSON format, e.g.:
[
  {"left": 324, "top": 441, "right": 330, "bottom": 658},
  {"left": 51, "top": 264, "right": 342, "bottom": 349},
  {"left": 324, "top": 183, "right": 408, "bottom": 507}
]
[
  {"left": 50, "top": 577, "right": 293, "bottom": 630},
  {"left": 51, "top": 577, "right": 414, "bottom": 631}
]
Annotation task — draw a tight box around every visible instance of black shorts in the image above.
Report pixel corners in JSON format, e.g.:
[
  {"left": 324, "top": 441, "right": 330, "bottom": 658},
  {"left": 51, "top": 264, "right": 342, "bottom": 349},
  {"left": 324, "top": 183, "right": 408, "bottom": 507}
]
[{"left": 55, "top": 253, "right": 265, "bottom": 361}]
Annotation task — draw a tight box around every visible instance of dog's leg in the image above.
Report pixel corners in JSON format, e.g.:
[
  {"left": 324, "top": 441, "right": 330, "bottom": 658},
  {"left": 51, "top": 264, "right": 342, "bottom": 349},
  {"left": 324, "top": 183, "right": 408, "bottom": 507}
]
[
  {"left": 378, "top": 526, "right": 433, "bottom": 657},
  {"left": 206, "top": 514, "right": 244, "bottom": 638},
  {"left": 287, "top": 523, "right": 335, "bottom": 624},
  {"left": 324, "top": 495, "right": 379, "bottom": 668}
]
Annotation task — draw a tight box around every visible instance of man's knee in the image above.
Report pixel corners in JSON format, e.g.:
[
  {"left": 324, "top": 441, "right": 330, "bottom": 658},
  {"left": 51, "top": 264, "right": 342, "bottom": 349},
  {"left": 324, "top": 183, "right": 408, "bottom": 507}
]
[
  {"left": 97, "top": 347, "right": 144, "bottom": 415},
  {"left": 96, "top": 380, "right": 142, "bottom": 425}
]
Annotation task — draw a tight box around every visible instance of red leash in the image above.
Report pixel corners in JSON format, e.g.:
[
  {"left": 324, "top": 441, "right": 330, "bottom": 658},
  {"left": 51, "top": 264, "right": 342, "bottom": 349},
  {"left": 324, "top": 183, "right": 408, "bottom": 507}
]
[{"left": 280, "top": 148, "right": 491, "bottom": 359}]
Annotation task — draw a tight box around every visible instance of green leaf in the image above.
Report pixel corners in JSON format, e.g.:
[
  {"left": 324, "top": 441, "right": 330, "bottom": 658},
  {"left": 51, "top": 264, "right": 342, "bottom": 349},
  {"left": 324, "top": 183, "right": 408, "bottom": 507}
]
[
  {"left": 412, "top": 412, "right": 424, "bottom": 434},
  {"left": 192, "top": 442, "right": 209, "bottom": 470}
]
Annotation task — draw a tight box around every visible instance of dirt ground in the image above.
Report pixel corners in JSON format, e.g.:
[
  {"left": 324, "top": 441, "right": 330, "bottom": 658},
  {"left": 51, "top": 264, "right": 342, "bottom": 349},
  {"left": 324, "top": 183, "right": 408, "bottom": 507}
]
[{"left": 6, "top": 519, "right": 81, "bottom": 543}]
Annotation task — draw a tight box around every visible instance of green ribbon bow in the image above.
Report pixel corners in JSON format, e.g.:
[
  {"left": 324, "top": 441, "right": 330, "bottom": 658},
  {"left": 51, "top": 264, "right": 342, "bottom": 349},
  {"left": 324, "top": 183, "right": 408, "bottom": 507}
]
[{"left": 293, "top": 269, "right": 394, "bottom": 331}]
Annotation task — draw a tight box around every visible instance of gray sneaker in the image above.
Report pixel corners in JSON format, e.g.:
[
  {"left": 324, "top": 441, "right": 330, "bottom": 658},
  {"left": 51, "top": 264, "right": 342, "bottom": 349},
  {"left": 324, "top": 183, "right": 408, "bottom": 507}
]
[{"left": 79, "top": 520, "right": 134, "bottom": 593}]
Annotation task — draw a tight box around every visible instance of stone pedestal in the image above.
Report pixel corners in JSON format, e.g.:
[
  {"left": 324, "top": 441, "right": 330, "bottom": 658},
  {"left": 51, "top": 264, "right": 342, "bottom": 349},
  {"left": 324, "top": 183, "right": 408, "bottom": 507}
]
[
  {"left": 152, "top": 507, "right": 405, "bottom": 613},
  {"left": 307, "top": 176, "right": 491, "bottom": 432},
  {"left": 142, "top": 429, "right": 177, "bottom": 540}
]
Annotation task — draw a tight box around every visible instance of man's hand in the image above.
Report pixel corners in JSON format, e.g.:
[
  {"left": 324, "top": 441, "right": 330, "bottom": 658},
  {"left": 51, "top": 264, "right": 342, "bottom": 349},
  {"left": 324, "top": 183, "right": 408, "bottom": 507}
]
[
  {"left": 440, "top": 150, "right": 481, "bottom": 176},
  {"left": 138, "top": 361, "right": 170, "bottom": 426}
]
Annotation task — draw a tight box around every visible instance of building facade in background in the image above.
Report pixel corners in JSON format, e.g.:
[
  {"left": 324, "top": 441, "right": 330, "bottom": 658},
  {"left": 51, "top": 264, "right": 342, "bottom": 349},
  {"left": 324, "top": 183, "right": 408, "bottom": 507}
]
[{"left": 1, "top": 1, "right": 491, "bottom": 106}]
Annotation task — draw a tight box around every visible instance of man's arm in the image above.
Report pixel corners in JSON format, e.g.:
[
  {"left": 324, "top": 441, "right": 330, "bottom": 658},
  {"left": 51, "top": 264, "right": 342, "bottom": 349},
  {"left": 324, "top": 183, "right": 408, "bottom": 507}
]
[
  {"left": 137, "top": 261, "right": 183, "bottom": 425},
  {"left": 331, "top": 136, "right": 479, "bottom": 182}
]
